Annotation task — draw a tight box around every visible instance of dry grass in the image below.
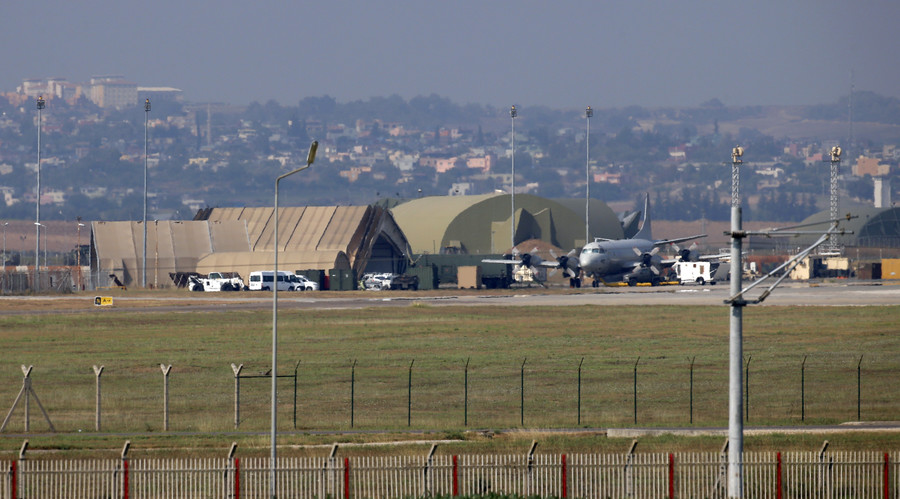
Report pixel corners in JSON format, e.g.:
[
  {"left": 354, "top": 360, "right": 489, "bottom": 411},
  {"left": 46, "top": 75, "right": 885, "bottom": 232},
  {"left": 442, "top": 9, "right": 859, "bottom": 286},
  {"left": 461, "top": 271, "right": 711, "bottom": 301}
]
[{"left": 0, "top": 301, "right": 897, "bottom": 459}]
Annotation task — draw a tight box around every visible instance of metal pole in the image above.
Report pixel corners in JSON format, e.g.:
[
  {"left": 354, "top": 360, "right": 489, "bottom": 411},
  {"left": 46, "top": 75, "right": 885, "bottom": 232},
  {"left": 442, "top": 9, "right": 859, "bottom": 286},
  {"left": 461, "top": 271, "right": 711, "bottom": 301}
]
[
  {"left": 161, "top": 364, "right": 172, "bottom": 431},
  {"left": 689, "top": 356, "right": 695, "bottom": 425},
  {"left": 728, "top": 146, "right": 745, "bottom": 498},
  {"left": 271, "top": 141, "right": 317, "bottom": 499},
  {"left": 143, "top": 99, "right": 150, "bottom": 288},
  {"left": 510, "top": 105, "right": 517, "bottom": 250},
  {"left": 745, "top": 356, "right": 751, "bottom": 422},
  {"left": 520, "top": 358, "right": 526, "bottom": 426},
  {"left": 634, "top": 357, "right": 640, "bottom": 424},
  {"left": 577, "top": 357, "right": 584, "bottom": 426},
  {"left": 585, "top": 107, "right": 592, "bottom": 245},
  {"left": 801, "top": 355, "right": 807, "bottom": 421},
  {"left": 857, "top": 355, "right": 863, "bottom": 421},
  {"left": 464, "top": 358, "right": 469, "bottom": 427},
  {"left": 35, "top": 96, "right": 44, "bottom": 292},
  {"left": 93, "top": 365, "right": 104, "bottom": 431},
  {"left": 293, "top": 360, "right": 300, "bottom": 430},
  {"left": 351, "top": 360, "right": 357, "bottom": 428},
  {"left": 408, "top": 359, "right": 414, "bottom": 427}
]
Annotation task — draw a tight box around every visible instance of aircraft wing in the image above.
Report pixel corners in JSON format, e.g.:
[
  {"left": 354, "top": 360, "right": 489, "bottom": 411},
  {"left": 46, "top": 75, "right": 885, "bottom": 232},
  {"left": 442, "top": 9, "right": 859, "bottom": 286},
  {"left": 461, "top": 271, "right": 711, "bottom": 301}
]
[
  {"left": 653, "top": 234, "right": 707, "bottom": 248},
  {"left": 480, "top": 258, "right": 560, "bottom": 269}
]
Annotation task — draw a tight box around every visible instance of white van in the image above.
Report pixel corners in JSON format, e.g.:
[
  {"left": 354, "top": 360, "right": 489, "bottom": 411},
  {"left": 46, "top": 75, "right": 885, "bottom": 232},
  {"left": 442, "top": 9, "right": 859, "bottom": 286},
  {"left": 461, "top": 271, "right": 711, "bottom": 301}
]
[{"left": 248, "top": 270, "right": 296, "bottom": 291}]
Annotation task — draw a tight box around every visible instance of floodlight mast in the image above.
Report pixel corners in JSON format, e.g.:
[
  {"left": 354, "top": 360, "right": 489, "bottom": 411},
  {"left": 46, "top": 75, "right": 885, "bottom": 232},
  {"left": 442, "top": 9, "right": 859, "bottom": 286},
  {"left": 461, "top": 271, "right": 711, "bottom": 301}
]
[
  {"left": 585, "top": 106, "right": 593, "bottom": 246},
  {"left": 827, "top": 146, "right": 842, "bottom": 253},
  {"left": 509, "top": 105, "right": 517, "bottom": 250},
  {"left": 727, "top": 145, "right": 744, "bottom": 498},
  {"left": 271, "top": 140, "right": 317, "bottom": 498}
]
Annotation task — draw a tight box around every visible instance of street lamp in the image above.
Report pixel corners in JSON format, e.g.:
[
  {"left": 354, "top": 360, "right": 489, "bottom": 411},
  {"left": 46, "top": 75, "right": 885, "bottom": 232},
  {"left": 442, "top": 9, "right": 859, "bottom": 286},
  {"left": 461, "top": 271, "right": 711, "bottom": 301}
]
[
  {"left": 271, "top": 140, "right": 317, "bottom": 498},
  {"left": 35, "top": 95, "right": 45, "bottom": 291},
  {"left": 77, "top": 220, "right": 85, "bottom": 291},
  {"left": 509, "top": 105, "right": 517, "bottom": 250},
  {"left": 143, "top": 98, "right": 151, "bottom": 288},
  {"left": 585, "top": 106, "right": 593, "bottom": 246}
]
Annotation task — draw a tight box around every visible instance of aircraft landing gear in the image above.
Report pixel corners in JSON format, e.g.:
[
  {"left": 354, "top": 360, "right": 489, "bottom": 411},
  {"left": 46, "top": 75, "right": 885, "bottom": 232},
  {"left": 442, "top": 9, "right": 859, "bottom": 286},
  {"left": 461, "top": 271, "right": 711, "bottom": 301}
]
[{"left": 592, "top": 279, "right": 600, "bottom": 288}]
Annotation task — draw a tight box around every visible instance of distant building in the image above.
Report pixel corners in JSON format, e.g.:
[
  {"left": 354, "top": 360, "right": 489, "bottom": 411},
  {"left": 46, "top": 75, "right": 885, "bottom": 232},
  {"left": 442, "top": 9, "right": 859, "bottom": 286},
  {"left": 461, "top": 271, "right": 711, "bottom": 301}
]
[{"left": 90, "top": 75, "right": 137, "bottom": 109}]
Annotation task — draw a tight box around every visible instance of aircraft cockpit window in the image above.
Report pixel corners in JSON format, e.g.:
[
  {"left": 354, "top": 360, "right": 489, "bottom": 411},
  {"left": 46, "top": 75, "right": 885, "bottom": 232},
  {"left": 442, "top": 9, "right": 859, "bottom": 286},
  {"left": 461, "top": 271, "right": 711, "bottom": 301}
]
[{"left": 592, "top": 248, "right": 601, "bottom": 253}]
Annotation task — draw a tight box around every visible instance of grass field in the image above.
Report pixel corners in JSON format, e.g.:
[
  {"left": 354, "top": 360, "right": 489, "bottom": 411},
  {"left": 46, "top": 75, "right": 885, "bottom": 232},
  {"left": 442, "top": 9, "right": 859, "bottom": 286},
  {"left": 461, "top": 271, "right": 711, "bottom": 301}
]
[{"left": 0, "top": 297, "right": 898, "bottom": 459}]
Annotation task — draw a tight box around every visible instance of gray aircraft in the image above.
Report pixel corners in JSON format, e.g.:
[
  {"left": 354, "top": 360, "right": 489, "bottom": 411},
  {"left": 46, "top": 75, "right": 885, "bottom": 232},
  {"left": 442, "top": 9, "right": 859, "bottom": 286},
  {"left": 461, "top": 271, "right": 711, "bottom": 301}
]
[{"left": 578, "top": 194, "right": 707, "bottom": 287}]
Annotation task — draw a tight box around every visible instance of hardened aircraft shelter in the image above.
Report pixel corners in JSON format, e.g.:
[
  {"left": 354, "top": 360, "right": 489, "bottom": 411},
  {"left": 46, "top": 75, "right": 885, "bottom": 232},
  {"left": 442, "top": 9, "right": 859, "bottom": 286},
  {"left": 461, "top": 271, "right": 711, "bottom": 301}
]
[
  {"left": 90, "top": 205, "right": 412, "bottom": 288},
  {"left": 389, "top": 193, "right": 624, "bottom": 255}
]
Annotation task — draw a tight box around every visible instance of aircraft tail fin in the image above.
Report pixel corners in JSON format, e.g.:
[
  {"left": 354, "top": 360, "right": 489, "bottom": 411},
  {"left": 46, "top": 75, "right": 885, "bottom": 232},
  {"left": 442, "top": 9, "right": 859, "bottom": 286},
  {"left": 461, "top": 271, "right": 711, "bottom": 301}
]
[{"left": 632, "top": 193, "right": 652, "bottom": 240}]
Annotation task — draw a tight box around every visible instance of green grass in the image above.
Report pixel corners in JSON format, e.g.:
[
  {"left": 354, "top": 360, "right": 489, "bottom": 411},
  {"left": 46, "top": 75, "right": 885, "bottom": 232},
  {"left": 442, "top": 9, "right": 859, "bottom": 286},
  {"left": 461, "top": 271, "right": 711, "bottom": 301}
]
[{"left": 0, "top": 304, "right": 898, "bottom": 458}]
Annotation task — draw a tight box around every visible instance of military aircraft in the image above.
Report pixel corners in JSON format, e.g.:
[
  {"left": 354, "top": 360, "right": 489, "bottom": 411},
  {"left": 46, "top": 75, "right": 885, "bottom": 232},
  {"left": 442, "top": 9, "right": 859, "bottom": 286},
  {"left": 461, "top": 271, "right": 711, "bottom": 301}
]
[{"left": 578, "top": 194, "right": 708, "bottom": 287}]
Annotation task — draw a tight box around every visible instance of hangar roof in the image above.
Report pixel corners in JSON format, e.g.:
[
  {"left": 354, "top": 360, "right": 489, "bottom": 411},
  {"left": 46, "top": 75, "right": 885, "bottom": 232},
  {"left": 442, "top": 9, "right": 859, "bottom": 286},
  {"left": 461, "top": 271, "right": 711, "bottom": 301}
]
[
  {"left": 390, "top": 193, "right": 623, "bottom": 255},
  {"left": 797, "top": 206, "right": 900, "bottom": 247}
]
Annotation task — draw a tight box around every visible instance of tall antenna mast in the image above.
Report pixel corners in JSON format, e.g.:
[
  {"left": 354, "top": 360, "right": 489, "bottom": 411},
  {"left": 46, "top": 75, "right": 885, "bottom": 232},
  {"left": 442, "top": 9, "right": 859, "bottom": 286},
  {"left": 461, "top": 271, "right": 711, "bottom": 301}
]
[{"left": 848, "top": 70, "right": 854, "bottom": 160}]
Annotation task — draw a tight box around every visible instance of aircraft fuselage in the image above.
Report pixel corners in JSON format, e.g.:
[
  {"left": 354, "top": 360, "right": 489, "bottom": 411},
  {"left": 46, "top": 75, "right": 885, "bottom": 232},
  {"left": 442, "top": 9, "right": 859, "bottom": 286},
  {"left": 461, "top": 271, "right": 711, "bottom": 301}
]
[{"left": 579, "top": 238, "right": 660, "bottom": 281}]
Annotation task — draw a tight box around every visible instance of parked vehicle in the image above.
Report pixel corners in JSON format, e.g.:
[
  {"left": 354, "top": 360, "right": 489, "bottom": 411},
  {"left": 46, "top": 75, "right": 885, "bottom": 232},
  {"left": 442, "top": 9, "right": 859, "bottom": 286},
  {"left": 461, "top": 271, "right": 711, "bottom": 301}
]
[
  {"left": 291, "top": 274, "right": 319, "bottom": 291},
  {"left": 247, "top": 270, "right": 295, "bottom": 291},
  {"left": 672, "top": 261, "right": 717, "bottom": 285},
  {"left": 189, "top": 272, "right": 245, "bottom": 292},
  {"left": 362, "top": 272, "right": 395, "bottom": 290}
]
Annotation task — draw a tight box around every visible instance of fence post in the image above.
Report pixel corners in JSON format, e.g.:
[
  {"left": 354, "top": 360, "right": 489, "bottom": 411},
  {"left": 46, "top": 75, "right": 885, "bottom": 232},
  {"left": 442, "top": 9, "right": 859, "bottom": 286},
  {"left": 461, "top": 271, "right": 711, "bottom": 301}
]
[
  {"left": 408, "top": 359, "right": 414, "bottom": 427},
  {"left": 452, "top": 455, "right": 459, "bottom": 497},
  {"left": 688, "top": 357, "right": 695, "bottom": 425},
  {"left": 293, "top": 360, "right": 300, "bottom": 430},
  {"left": 9, "top": 459, "right": 16, "bottom": 499},
  {"left": 526, "top": 440, "right": 538, "bottom": 497},
  {"left": 93, "top": 365, "right": 104, "bottom": 432},
  {"left": 121, "top": 441, "right": 131, "bottom": 499},
  {"left": 161, "top": 364, "right": 172, "bottom": 431},
  {"left": 633, "top": 357, "right": 640, "bottom": 424},
  {"left": 884, "top": 453, "right": 890, "bottom": 499},
  {"left": 776, "top": 452, "right": 782, "bottom": 499},
  {"left": 857, "top": 355, "right": 863, "bottom": 421},
  {"left": 818, "top": 440, "right": 830, "bottom": 498},
  {"left": 801, "top": 355, "right": 807, "bottom": 422},
  {"left": 424, "top": 444, "right": 437, "bottom": 497},
  {"left": 562, "top": 453, "right": 568, "bottom": 498},
  {"left": 231, "top": 363, "right": 243, "bottom": 429},
  {"left": 668, "top": 453, "right": 674, "bottom": 499},
  {"left": 464, "top": 358, "right": 469, "bottom": 427},
  {"left": 745, "top": 355, "right": 751, "bottom": 422},
  {"left": 323, "top": 444, "right": 338, "bottom": 499},
  {"left": 351, "top": 360, "right": 357, "bottom": 428},
  {"left": 234, "top": 457, "right": 241, "bottom": 499},
  {"left": 577, "top": 358, "right": 584, "bottom": 426},
  {"left": 343, "top": 457, "right": 350, "bottom": 499},
  {"left": 520, "top": 358, "right": 527, "bottom": 426},
  {"left": 625, "top": 440, "right": 638, "bottom": 498}
]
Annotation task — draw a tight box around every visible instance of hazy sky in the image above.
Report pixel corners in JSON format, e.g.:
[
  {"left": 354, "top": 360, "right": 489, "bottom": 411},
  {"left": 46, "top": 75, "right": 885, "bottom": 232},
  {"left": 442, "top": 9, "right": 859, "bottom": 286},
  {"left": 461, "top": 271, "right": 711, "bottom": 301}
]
[{"left": 3, "top": 1, "right": 898, "bottom": 108}]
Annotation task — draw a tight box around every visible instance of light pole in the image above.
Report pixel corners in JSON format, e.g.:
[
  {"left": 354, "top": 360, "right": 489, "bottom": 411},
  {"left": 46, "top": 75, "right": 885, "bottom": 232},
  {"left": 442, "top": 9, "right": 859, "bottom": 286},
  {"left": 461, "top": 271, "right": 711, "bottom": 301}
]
[
  {"left": 585, "top": 106, "right": 593, "bottom": 245},
  {"left": 271, "top": 140, "right": 317, "bottom": 498},
  {"left": 2, "top": 222, "right": 7, "bottom": 268},
  {"left": 827, "top": 146, "right": 842, "bottom": 253},
  {"left": 35, "top": 96, "right": 45, "bottom": 291},
  {"left": 77, "top": 220, "right": 85, "bottom": 290},
  {"left": 143, "top": 98, "right": 150, "bottom": 288},
  {"left": 728, "top": 145, "right": 744, "bottom": 498},
  {"left": 509, "top": 105, "right": 517, "bottom": 250}
]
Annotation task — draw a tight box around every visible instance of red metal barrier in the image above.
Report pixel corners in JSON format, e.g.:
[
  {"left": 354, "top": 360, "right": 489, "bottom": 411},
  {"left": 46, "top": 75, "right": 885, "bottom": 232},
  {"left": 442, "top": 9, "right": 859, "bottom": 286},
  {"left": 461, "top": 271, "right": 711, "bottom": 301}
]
[
  {"left": 10, "top": 461, "right": 16, "bottom": 499},
  {"left": 776, "top": 452, "right": 782, "bottom": 499},
  {"left": 452, "top": 455, "right": 459, "bottom": 496},
  {"left": 562, "top": 454, "right": 567, "bottom": 498},
  {"left": 123, "top": 459, "right": 129, "bottom": 499},
  {"left": 344, "top": 457, "right": 350, "bottom": 499},
  {"left": 668, "top": 453, "right": 674, "bottom": 498},
  {"left": 234, "top": 458, "right": 240, "bottom": 499}
]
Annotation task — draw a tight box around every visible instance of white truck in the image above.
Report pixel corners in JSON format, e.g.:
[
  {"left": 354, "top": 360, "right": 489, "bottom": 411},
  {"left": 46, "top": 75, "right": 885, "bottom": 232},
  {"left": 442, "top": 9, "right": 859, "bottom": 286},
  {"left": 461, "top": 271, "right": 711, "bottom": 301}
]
[
  {"left": 189, "top": 272, "right": 245, "bottom": 292},
  {"left": 672, "top": 261, "right": 716, "bottom": 285}
]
